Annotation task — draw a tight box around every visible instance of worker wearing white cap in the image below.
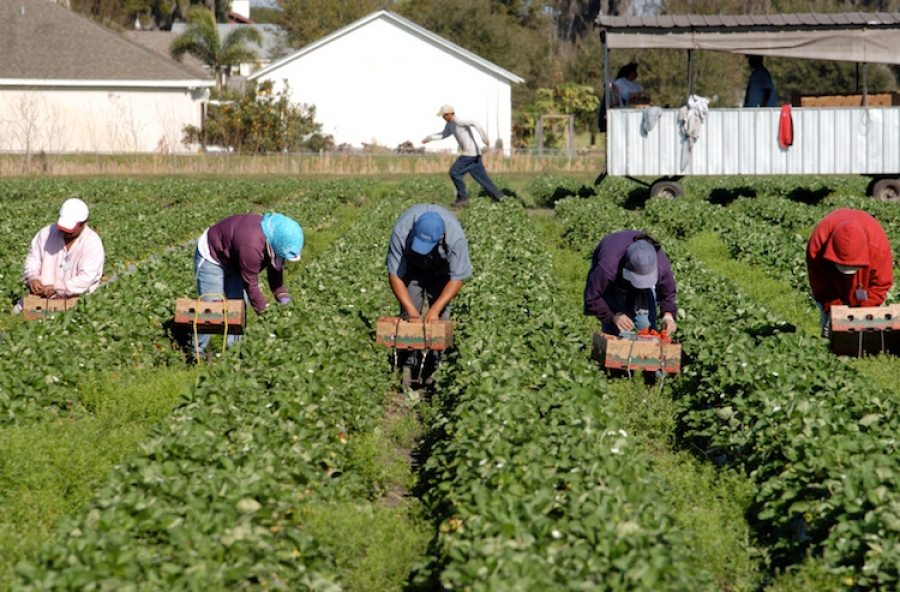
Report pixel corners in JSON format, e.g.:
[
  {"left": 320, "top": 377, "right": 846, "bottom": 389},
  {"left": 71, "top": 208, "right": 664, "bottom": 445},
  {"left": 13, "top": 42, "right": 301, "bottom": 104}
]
[
  {"left": 18, "top": 198, "right": 105, "bottom": 306},
  {"left": 422, "top": 104, "right": 505, "bottom": 207}
]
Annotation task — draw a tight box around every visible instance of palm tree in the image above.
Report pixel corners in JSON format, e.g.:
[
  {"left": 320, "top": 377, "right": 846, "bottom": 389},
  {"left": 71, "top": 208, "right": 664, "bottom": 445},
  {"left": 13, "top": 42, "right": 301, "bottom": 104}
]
[{"left": 170, "top": 7, "right": 264, "bottom": 92}]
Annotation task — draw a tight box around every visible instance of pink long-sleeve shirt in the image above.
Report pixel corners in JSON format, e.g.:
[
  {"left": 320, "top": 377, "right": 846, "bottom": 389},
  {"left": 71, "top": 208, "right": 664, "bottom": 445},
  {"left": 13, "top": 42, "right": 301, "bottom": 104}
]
[{"left": 23, "top": 224, "right": 105, "bottom": 297}]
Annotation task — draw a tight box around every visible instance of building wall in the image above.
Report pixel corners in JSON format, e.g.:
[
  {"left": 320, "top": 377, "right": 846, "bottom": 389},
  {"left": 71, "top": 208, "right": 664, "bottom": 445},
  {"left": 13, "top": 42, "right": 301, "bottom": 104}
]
[
  {"left": 255, "top": 17, "right": 516, "bottom": 155},
  {"left": 0, "top": 86, "right": 205, "bottom": 154}
]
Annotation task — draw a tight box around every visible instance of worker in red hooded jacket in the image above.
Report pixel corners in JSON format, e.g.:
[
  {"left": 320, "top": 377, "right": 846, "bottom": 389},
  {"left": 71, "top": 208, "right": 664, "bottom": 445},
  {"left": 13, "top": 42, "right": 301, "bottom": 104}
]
[{"left": 806, "top": 208, "right": 894, "bottom": 336}]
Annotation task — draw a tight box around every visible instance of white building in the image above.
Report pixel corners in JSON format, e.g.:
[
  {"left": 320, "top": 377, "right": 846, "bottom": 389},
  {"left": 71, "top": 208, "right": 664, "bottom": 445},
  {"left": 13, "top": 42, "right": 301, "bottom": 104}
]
[
  {"left": 0, "top": 0, "right": 213, "bottom": 154},
  {"left": 249, "top": 10, "right": 524, "bottom": 155}
]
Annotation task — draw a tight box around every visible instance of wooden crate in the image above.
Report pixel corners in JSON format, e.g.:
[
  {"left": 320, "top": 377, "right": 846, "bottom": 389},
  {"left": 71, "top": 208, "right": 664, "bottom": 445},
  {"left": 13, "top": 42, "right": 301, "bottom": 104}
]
[
  {"left": 375, "top": 317, "right": 454, "bottom": 350},
  {"left": 22, "top": 295, "right": 80, "bottom": 320},
  {"left": 591, "top": 332, "right": 682, "bottom": 373},
  {"left": 174, "top": 298, "right": 246, "bottom": 335},
  {"left": 830, "top": 304, "right": 900, "bottom": 356}
]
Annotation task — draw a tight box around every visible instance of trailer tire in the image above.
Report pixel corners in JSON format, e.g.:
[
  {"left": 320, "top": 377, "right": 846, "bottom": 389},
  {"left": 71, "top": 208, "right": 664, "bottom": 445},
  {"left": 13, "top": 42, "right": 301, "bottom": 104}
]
[
  {"left": 872, "top": 179, "right": 900, "bottom": 202},
  {"left": 650, "top": 180, "right": 684, "bottom": 199}
]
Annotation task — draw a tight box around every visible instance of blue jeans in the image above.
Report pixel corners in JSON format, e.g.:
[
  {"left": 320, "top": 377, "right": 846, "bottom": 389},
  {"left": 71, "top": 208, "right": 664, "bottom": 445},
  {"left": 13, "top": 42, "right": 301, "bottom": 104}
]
[
  {"left": 397, "top": 272, "right": 451, "bottom": 370},
  {"left": 449, "top": 155, "right": 504, "bottom": 199},
  {"left": 601, "top": 286, "right": 657, "bottom": 336},
  {"left": 192, "top": 248, "right": 245, "bottom": 354}
]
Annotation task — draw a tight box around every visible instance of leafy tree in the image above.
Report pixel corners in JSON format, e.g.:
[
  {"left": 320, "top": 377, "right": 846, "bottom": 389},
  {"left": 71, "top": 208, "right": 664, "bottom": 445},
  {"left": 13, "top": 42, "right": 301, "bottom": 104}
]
[
  {"left": 182, "top": 79, "right": 333, "bottom": 153},
  {"left": 518, "top": 82, "right": 599, "bottom": 148},
  {"left": 69, "top": 0, "right": 235, "bottom": 31},
  {"left": 275, "top": 0, "right": 390, "bottom": 49},
  {"left": 170, "top": 6, "right": 263, "bottom": 91}
]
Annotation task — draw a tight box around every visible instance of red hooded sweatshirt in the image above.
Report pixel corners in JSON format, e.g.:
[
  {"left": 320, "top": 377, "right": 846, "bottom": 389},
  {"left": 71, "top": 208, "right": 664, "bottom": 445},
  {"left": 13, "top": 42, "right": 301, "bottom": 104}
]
[{"left": 806, "top": 208, "right": 894, "bottom": 312}]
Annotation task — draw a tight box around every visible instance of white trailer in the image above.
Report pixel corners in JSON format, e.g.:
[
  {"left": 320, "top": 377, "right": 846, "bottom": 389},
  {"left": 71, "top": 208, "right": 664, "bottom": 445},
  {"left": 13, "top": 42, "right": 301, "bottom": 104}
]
[{"left": 595, "top": 12, "right": 900, "bottom": 201}]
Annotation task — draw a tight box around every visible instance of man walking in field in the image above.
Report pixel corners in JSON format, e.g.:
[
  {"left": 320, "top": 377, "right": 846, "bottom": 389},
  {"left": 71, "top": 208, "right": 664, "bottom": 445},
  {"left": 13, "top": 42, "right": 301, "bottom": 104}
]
[{"left": 422, "top": 104, "right": 505, "bottom": 207}]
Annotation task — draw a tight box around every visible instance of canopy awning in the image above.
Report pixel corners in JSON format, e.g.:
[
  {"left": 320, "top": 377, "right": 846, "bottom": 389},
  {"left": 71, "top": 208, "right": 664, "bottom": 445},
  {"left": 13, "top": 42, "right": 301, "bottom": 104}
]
[{"left": 596, "top": 13, "right": 900, "bottom": 65}]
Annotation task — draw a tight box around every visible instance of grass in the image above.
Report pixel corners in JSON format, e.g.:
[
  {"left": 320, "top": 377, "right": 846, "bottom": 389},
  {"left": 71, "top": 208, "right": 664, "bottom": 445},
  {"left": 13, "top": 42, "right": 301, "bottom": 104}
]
[
  {"left": 684, "top": 230, "right": 821, "bottom": 337},
  {"left": 303, "top": 502, "right": 430, "bottom": 592},
  {"left": 0, "top": 151, "right": 606, "bottom": 178},
  {"left": 0, "top": 367, "right": 194, "bottom": 590}
]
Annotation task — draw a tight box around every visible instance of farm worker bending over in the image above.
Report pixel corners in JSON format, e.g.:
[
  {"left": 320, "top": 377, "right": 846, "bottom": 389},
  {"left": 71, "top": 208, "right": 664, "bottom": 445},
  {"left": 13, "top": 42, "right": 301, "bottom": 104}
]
[
  {"left": 386, "top": 204, "right": 472, "bottom": 388},
  {"left": 806, "top": 208, "right": 893, "bottom": 337},
  {"left": 15, "top": 198, "right": 105, "bottom": 312},
  {"left": 192, "top": 213, "right": 303, "bottom": 358},
  {"left": 583, "top": 230, "right": 678, "bottom": 337},
  {"left": 422, "top": 104, "right": 505, "bottom": 207}
]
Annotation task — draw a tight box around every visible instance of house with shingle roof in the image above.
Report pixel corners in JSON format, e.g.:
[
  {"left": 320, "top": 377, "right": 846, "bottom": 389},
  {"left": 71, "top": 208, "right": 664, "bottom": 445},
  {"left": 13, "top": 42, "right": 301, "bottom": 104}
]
[
  {"left": 249, "top": 10, "right": 523, "bottom": 155},
  {"left": 0, "top": 0, "right": 213, "bottom": 154}
]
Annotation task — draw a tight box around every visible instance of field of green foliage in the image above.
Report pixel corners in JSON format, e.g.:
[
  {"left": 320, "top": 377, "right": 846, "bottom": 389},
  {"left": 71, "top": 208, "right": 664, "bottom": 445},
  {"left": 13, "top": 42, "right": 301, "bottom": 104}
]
[{"left": 2, "top": 173, "right": 900, "bottom": 591}]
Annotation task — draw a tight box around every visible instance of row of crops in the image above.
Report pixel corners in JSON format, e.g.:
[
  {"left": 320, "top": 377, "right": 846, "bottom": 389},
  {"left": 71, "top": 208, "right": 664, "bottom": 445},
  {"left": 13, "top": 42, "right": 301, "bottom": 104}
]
[{"left": 2, "top": 175, "right": 900, "bottom": 590}]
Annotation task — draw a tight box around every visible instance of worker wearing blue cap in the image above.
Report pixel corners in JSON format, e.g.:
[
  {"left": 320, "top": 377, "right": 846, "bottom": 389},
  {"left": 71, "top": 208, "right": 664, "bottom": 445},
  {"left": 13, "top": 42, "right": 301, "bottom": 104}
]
[{"left": 386, "top": 204, "right": 471, "bottom": 387}]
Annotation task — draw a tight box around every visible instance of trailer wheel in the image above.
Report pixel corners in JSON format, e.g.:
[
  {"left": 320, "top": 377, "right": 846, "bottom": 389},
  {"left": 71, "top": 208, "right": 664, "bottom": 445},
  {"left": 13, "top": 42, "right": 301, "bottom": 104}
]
[
  {"left": 872, "top": 179, "right": 900, "bottom": 202},
  {"left": 650, "top": 180, "right": 684, "bottom": 199}
]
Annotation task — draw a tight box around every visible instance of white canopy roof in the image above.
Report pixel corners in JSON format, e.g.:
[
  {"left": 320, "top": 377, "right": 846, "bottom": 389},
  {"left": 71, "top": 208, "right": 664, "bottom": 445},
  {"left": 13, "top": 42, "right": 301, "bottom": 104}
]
[{"left": 596, "top": 12, "right": 900, "bottom": 65}]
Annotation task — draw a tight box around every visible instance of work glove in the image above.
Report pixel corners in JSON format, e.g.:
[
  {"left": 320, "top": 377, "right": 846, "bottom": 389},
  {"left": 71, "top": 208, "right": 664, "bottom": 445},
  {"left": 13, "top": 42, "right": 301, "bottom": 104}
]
[{"left": 276, "top": 293, "right": 291, "bottom": 305}]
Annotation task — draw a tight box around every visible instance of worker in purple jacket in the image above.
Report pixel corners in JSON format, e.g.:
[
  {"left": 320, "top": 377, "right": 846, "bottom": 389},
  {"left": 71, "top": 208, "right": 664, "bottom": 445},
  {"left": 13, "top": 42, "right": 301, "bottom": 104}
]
[
  {"left": 192, "top": 212, "right": 304, "bottom": 358},
  {"left": 583, "top": 230, "right": 678, "bottom": 336}
]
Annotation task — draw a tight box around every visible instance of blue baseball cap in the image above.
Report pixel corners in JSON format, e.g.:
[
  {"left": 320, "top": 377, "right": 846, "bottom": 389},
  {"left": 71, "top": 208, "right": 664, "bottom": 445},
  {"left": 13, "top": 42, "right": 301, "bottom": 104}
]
[
  {"left": 622, "top": 240, "right": 658, "bottom": 289},
  {"left": 411, "top": 212, "right": 445, "bottom": 255}
]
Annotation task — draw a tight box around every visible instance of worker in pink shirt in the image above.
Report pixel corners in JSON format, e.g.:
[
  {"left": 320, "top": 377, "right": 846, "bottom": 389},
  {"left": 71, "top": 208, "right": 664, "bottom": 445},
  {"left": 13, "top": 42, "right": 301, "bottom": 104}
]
[{"left": 18, "top": 198, "right": 105, "bottom": 307}]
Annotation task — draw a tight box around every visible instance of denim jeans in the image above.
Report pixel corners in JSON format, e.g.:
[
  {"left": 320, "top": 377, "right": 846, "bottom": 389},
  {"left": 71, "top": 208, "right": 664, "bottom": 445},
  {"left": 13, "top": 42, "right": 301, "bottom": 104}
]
[
  {"left": 449, "top": 155, "right": 504, "bottom": 199},
  {"left": 192, "top": 248, "right": 245, "bottom": 354},
  {"left": 601, "top": 285, "right": 657, "bottom": 336},
  {"left": 397, "top": 272, "right": 451, "bottom": 370},
  {"left": 816, "top": 300, "right": 830, "bottom": 338}
]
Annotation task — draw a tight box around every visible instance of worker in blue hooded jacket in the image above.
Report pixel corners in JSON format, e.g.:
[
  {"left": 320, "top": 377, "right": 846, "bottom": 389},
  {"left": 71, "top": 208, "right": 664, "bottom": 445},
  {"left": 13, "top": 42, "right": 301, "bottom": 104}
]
[{"left": 192, "top": 212, "right": 304, "bottom": 358}]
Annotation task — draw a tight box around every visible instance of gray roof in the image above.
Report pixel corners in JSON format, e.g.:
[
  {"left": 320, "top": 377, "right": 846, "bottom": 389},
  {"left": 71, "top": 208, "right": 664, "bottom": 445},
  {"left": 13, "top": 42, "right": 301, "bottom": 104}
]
[
  {"left": 0, "top": 0, "right": 211, "bottom": 84},
  {"left": 596, "top": 12, "right": 900, "bottom": 65},
  {"left": 122, "top": 30, "right": 211, "bottom": 78},
  {"left": 170, "top": 23, "right": 284, "bottom": 61}
]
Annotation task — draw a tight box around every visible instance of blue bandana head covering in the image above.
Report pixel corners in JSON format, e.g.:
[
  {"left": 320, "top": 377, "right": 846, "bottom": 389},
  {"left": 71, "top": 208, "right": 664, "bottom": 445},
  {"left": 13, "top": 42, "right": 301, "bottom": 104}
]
[{"left": 261, "top": 213, "right": 304, "bottom": 262}]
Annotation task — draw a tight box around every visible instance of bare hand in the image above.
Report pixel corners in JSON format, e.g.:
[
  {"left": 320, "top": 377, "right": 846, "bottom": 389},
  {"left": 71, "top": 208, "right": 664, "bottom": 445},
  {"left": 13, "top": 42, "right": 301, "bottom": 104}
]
[
  {"left": 614, "top": 313, "right": 635, "bottom": 333},
  {"left": 424, "top": 309, "right": 441, "bottom": 324},
  {"left": 421, "top": 138, "right": 429, "bottom": 144},
  {"left": 662, "top": 315, "right": 677, "bottom": 335},
  {"left": 28, "top": 279, "right": 44, "bottom": 295}
]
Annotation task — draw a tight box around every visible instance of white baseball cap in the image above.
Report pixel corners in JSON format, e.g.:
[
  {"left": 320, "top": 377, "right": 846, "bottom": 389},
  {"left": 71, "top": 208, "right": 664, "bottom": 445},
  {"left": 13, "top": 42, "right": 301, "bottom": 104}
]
[
  {"left": 436, "top": 104, "right": 455, "bottom": 116},
  {"left": 57, "top": 198, "right": 89, "bottom": 232}
]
